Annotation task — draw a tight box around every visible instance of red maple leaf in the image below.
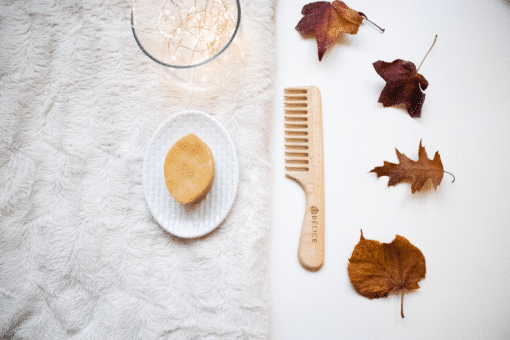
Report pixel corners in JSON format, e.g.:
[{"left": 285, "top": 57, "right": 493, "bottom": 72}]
[
  {"left": 373, "top": 59, "right": 428, "bottom": 118},
  {"left": 373, "top": 35, "right": 437, "bottom": 118},
  {"left": 295, "top": 1, "right": 364, "bottom": 61}
]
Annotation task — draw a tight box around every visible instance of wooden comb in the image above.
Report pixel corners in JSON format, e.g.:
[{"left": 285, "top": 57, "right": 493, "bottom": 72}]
[{"left": 284, "top": 86, "right": 324, "bottom": 272}]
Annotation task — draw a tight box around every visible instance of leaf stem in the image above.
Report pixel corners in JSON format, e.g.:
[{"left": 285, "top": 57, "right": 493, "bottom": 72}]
[
  {"left": 444, "top": 170, "right": 455, "bottom": 183},
  {"left": 401, "top": 292, "right": 405, "bottom": 318},
  {"left": 360, "top": 13, "right": 385, "bottom": 33},
  {"left": 417, "top": 35, "right": 437, "bottom": 72}
]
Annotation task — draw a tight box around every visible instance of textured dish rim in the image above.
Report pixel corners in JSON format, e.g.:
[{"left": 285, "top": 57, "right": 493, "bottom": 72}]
[
  {"left": 131, "top": 0, "right": 242, "bottom": 69},
  {"left": 142, "top": 110, "right": 239, "bottom": 238}
]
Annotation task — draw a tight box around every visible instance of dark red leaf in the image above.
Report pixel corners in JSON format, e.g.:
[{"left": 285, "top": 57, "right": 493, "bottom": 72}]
[
  {"left": 296, "top": 1, "right": 363, "bottom": 61},
  {"left": 373, "top": 59, "right": 429, "bottom": 118}
]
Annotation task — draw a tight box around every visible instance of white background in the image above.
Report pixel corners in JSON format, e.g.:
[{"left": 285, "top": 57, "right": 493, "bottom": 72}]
[{"left": 269, "top": 0, "right": 510, "bottom": 339}]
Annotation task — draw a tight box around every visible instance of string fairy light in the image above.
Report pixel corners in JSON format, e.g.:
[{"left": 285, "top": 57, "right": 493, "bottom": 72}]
[{"left": 132, "top": 0, "right": 238, "bottom": 67}]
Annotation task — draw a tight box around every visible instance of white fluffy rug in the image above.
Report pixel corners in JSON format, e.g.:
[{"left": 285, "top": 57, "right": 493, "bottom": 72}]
[{"left": 0, "top": 0, "right": 275, "bottom": 338}]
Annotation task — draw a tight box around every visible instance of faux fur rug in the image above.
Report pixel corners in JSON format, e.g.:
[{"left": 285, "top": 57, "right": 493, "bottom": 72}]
[{"left": 0, "top": 0, "right": 275, "bottom": 338}]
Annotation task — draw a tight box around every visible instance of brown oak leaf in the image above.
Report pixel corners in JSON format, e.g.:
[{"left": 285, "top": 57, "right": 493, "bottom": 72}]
[
  {"left": 373, "top": 59, "right": 428, "bottom": 118},
  {"left": 370, "top": 140, "right": 444, "bottom": 193},
  {"left": 348, "top": 230, "right": 426, "bottom": 318},
  {"left": 296, "top": 1, "right": 364, "bottom": 61}
]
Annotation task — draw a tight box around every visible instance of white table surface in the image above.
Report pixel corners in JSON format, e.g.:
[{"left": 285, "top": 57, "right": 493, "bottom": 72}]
[{"left": 269, "top": 0, "right": 510, "bottom": 339}]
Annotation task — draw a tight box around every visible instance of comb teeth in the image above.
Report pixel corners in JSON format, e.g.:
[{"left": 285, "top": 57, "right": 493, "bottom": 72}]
[{"left": 285, "top": 88, "right": 310, "bottom": 173}]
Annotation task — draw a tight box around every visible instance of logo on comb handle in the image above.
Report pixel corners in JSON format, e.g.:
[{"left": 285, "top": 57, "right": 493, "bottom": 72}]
[{"left": 310, "top": 206, "right": 319, "bottom": 243}]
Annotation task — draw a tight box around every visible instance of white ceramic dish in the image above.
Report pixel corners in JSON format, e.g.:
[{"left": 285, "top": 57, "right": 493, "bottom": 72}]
[{"left": 142, "top": 110, "right": 239, "bottom": 238}]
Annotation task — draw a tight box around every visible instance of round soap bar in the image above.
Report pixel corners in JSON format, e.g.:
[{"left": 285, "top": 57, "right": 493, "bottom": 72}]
[{"left": 164, "top": 133, "right": 215, "bottom": 205}]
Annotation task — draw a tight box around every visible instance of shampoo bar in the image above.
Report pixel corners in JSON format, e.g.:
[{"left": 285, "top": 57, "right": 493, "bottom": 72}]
[{"left": 164, "top": 133, "right": 215, "bottom": 205}]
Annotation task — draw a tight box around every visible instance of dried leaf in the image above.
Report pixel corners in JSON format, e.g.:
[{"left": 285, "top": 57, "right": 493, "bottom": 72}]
[
  {"left": 348, "top": 230, "right": 426, "bottom": 318},
  {"left": 296, "top": 1, "right": 364, "bottom": 61},
  {"left": 370, "top": 140, "right": 444, "bottom": 193},
  {"left": 373, "top": 59, "right": 428, "bottom": 118},
  {"left": 373, "top": 35, "right": 437, "bottom": 118}
]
